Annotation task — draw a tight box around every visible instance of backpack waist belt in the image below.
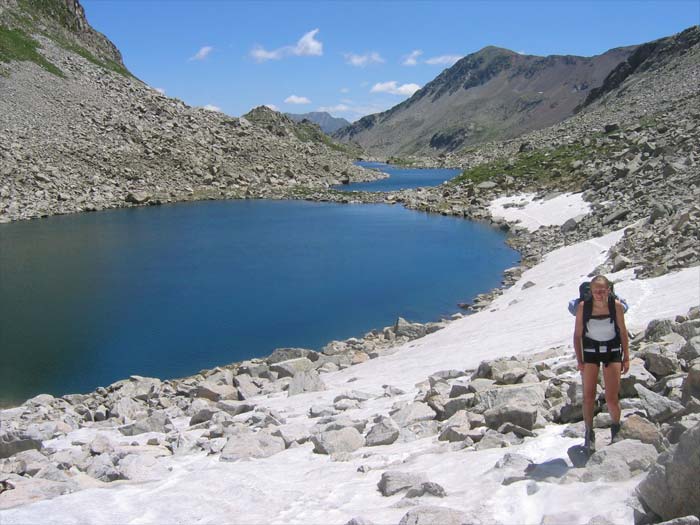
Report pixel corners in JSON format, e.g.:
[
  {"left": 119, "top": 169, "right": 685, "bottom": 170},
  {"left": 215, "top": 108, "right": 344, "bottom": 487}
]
[{"left": 583, "top": 335, "right": 621, "bottom": 366}]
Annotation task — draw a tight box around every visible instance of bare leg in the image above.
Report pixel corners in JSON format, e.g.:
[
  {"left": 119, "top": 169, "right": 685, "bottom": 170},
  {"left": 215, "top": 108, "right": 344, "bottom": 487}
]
[
  {"left": 582, "top": 363, "right": 599, "bottom": 430},
  {"left": 603, "top": 362, "right": 622, "bottom": 424}
]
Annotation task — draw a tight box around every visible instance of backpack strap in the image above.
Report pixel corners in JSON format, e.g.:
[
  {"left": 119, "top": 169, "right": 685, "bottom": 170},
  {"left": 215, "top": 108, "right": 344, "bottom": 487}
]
[
  {"left": 608, "top": 294, "right": 620, "bottom": 336},
  {"left": 582, "top": 299, "right": 593, "bottom": 336}
]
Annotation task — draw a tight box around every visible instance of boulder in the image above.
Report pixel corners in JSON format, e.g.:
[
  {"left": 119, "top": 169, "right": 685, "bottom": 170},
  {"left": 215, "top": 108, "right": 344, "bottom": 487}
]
[
  {"left": 398, "top": 506, "right": 475, "bottom": 525},
  {"left": 394, "top": 317, "right": 426, "bottom": 339},
  {"left": 377, "top": 471, "right": 427, "bottom": 496},
  {"left": 619, "top": 414, "right": 663, "bottom": 448},
  {"left": 119, "top": 412, "right": 171, "bottom": 436},
  {"left": 287, "top": 370, "right": 325, "bottom": 396},
  {"left": 404, "top": 482, "right": 447, "bottom": 498},
  {"left": 390, "top": 402, "right": 436, "bottom": 427},
  {"left": 637, "top": 422, "right": 700, "bottom": 521},
  {"left": 680, "top": 337, "right": 700, "bottom": 362},
  {"left": 485, "top": 403, "right": 538, "bottom": 430},
  {"left": 620, "top": 359, "right": 656, "bottom": 397},
  {"left": 266, "top": 347, "right": 318, "bottom": 363},
  {"left": 311, "top": 427, "right": 364, "bottom": 455},
  {"left": 216, "top": 400, "right": 255, "bottom": 417},
  {"left": 634, "top": 384, "right": 685, "bottom": 423},
  {"left": 269, "top": 358, "right": 315, "bottom": 378},
  {"left": 194, "top": 382, "right": 238, "bottom": 402},
  {"left": 641, "top": 345, "right": 681, "bottom": 378},
  {"left": 365, "top": 417, "right": 400, "bottom": 447},
  {"left": 86, "top": 453, "right": 121, "bottom": 482},
  {"left": 681, "top": 363, "right": 700, "bottom": 404},
  {"left": 490, "top": 360, "right": 528, "bottom": 384},
  {"left": 232, "top": 374, "right": 260, "bottom": 400},
  {"left": 0, "top": 430, "right": 42, "bottom": 459},
  {"left": 472, "top": 383, "right": 546, "bottom": 412},
  {"left": 219, "top": 429, "right": 285, "bottom": 462}
]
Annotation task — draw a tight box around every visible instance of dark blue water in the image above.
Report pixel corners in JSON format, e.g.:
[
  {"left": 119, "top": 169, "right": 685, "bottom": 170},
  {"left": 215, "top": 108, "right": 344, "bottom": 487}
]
[
  {"left": 334, "top": 161, "right": 461, "bottom": 192},
  {"left": 0, "top": 199, "right": 518, "bottom": 405}
]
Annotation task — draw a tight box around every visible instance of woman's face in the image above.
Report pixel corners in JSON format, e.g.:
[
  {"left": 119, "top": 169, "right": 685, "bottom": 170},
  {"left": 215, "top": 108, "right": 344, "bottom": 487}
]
[{"left": 591, "top": 283, "right": 609, "bottom": 301}]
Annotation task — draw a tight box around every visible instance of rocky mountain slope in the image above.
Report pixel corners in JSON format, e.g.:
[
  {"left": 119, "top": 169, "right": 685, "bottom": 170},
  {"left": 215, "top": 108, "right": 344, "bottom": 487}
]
[
  {"left": 0, "top": 0, "right": 375, "bottom": 223},
  {"left": 285, "top": 111, "right": 351, "bottom": 135},
  {"left": 334, "top": 44, "right": 634, "bottom": 157}
]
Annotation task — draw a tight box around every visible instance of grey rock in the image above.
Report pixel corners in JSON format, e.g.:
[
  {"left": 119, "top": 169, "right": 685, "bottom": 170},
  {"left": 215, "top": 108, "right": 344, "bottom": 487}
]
[
  {"left": 119, "top": 412, "right": 171, "bottom": 435},
  {"left": 390, "top": 402, "right": 436, "bottom": 427},
  {"left": 266, "top": 347, "right": 318, "bottom": 364},
  {"left": 377, "top": 470, "right": 427, "bottom": 496},
  {"left": 485, "top": 403, "right": 538, "bottom": 430},
  {"left": 637, "top": 422, "right": 700, "bottom": 521},
  {"left": 311, "top": 427, "right": 364, "bottom": 455},
  {"left": 365, "top": 417, "right": 400, "bottom": 446},
  {"left": 404, "top": 481, "right": 447, "bottom": 498},
  {"left": 398, "top": 505, "right": 475, "bottom": 525},
  {"left": 216, "top": 400, "right": 255, "bottom": 417},
  {"left": 86, "top": 453, "right": 121, "bottom": 482},
  {"left": 394, "top": 317, "right": 427, "bottom": 339},
  {"left": 219, "top": 429, "right": 285, "bottom": 462},
  {"left": 0, "top": 430, "right": 42, "bottom": 459},
  {"left": 233, "top": 374, "right": 260, "bottom": 400},
  {"left": 287, "top": 369, "right": 325, "bottom": 396},
  {"left": 269, "top": 357, "right": 315, "bottom": 378},
  {"left": 682, "top": 363, "right": 700, "bottom": 404},
  {"left": 194, "top": 382, "right": 238, "bottom": 402},
  {"left": 634, "top": 384, "right": 685, "bottom": 423}
]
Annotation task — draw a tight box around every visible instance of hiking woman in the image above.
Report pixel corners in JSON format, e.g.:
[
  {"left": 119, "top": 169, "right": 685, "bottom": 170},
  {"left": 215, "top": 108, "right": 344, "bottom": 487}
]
[{"left": 573, "top": 275, "right": 630, "bottom": 452}]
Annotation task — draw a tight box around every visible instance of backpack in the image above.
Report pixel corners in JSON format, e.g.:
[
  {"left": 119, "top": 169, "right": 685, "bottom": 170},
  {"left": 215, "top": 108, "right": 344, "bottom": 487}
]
[{"left": 567, "top": 281, "right": 629, "bottom": 316}]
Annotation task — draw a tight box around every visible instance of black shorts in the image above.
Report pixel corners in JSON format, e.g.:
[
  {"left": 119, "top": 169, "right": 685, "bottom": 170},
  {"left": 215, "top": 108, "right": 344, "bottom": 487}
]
[{"left": 583, "top": 347, "right": 622, "bottom": 366}]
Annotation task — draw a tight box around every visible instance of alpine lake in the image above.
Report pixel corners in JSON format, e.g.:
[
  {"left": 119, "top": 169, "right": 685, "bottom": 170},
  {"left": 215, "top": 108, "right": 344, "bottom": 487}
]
[{"left": 0, "top": 163, "right": 519, "bottom": 406}]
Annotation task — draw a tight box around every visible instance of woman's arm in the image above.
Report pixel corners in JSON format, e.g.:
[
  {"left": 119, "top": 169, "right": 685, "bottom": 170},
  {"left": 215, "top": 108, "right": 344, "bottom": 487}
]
[
  {"left": 616, "top": 300, "right": 630, "bottom": 374},
  {"left": 574, "top": 302, "right": 585, "bottom": 372}
]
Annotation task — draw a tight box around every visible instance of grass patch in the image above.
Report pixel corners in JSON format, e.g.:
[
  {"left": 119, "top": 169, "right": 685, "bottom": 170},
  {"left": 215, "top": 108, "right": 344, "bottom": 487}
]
[
  {"left": 450, "top": 141, "right": 609, "bottom": 186},
  {"left": 291, "top": 121, "right": 360, "bottom": 155},
  {"left": 62, "top": 40, "right": 131, "bottom": 77},
  {"left": 0, "top": 26, "right": 63, "bottom": 76}
]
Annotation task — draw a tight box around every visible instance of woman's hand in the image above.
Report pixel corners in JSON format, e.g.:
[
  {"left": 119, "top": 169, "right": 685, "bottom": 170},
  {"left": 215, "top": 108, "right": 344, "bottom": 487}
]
[
  {"left": 622, "top": 358, "right": 630, "bottom": 375},
  {"left": 578, "top": 362, "right": 585, "bottom": 373}
]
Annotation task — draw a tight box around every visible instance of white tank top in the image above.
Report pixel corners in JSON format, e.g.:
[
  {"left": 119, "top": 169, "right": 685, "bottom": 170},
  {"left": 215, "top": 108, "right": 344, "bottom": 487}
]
[{"left": 586, "top": 315, "right": 617, "bottom": 341}]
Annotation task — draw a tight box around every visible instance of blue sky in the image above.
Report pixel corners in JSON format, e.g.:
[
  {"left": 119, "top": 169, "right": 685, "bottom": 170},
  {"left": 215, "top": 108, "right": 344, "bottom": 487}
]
[{"left": 82, "top": 1, "right": 699, "bottom": 121}]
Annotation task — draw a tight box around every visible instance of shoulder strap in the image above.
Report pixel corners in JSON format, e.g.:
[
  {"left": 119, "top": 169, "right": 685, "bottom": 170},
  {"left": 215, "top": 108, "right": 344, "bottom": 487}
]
[
  {"left": 583, "top": 299, "right": 593, "bottom": 335},
  {"left": 608, "top": 295, "right": 621, "bottom": 336}
]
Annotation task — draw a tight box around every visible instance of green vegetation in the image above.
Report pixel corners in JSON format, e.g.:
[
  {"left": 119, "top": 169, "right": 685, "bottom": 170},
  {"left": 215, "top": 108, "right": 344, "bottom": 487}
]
[
  {"left": 5, "top": 0, "right": 131, "bottom": 78},
  {"left": 0, "top": 26, "right": 63, "bottom": 76},
  {"left": 60, "top": 38, "right": 131, "bottom": 77},
  {"left": 292, "top": 121, "right": 361, "bottom": 155},
  {"left": 450, "top": 140, "right": 608, "bottom": 186}
]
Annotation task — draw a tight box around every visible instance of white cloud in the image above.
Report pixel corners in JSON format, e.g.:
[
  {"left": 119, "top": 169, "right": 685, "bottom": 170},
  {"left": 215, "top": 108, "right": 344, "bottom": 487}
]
[
  {"left": 316, "top": 101, "right": 388, "bottom": 120},
  {"left": 402, "top": 49, "right": 423, "bottom": 66},
  {"left": 190, "top": 46, "right": 213, "bottom": 61},
  {"left": 340, "top": 87, "right": 350, "bottom": 93},
  {"left": 425, "top": 54, "right": 463, "bottom": 66},
  {"left": 317, "top": 104, "right": 350, "bottom": 113},
  {"left": 265, "top": 104, "right": 279, "bottom": 111},
  {"left": 370, "top": 81, "right": 421, "bottom": 96},
  {"left": 344, "top": 51, "right": 384, "bottom": 67},
  {"left": 202, "top": 104, "right": 221, "bottom": 112},
  {"left": 250, "top": 29, "right": 323, "bottom": 62},
  {"left": 284, "top": 95, "right": 311, "bottom": 104}
]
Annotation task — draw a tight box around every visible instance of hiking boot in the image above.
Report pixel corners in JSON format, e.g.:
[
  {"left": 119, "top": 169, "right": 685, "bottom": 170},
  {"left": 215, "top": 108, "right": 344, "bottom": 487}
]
[
  {"left": 610, "top": 423, "right": 621, "bottom": 443},
  {"left": 584, "top": 427, "right": 596, "bottom": 454}
]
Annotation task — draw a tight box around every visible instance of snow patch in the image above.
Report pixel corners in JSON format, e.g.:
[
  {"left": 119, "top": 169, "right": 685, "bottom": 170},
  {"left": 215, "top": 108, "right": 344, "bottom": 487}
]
[{"left": 490, "top": 192, "right": 590, "bottom": 231}]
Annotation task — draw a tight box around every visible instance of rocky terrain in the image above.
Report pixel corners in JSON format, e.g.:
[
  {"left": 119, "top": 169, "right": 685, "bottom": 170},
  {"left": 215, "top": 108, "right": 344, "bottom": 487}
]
[
  {"left": 334, "top": 44, "right": 633, "bottom": 157},
  {"left": 1, "top": 299, "right": 699, "bottom": 522},
  {"left": 0, "top": 1, "right": 377, "bottom": 223}
]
